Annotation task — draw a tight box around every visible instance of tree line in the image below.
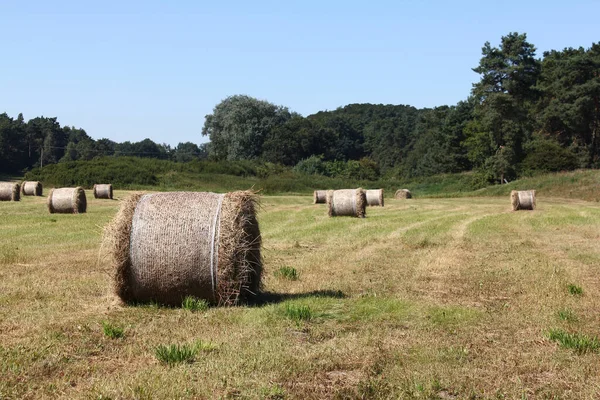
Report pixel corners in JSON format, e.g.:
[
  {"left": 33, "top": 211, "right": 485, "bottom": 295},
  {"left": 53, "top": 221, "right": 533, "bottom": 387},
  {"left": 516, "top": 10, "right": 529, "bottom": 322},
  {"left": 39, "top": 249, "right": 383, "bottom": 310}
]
[{"left": 3, "top": 32, "right": 599, "bottom": 183}]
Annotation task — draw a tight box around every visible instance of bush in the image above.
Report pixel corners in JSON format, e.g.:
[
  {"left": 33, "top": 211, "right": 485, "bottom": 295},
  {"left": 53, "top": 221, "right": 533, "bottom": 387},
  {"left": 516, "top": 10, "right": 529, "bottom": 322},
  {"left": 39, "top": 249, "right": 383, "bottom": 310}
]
[{"left": 522, "top": 139, "right": 579, "bottom": 173}]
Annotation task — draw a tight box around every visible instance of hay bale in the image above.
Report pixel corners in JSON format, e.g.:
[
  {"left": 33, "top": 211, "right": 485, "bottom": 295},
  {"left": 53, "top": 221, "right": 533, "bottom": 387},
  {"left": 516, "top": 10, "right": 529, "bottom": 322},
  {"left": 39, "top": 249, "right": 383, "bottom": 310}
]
[
  {"left": 0, "top": 182, "right": 20, "bottom": 201},
  {"left": 103, "top": 191, "right": 262, "bottom": 306},
  {"left": 47, "top": 187, "right": 87, "bottom": 214},
  {"left": 21, "top": 181, "right": 43, "bottom": 196},
  {"left": 511, "top": 190, "right": 536, "bottom": 211},
  {"left": 313, "top": 190, "right": 327, "bottom": 204},
  {"left": 395, "top": 189, "right": 412, "bottom": 199},
  {"left": 93, "top": 184, "right": 113, "bottom": 199},
  {"left": 365, "top": 189, "right": 384, "bottom": 207},
  {"left": 327, "top": 188, "right": 366, "bottom": 218}
]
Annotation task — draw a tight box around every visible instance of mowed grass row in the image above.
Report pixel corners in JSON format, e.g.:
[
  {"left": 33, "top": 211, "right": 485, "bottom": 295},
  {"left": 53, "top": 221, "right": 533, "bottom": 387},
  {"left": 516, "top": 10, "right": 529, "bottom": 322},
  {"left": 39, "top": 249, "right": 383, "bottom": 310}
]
[{"left": 1, "top": 192, "right": 600, "bottom": 399}]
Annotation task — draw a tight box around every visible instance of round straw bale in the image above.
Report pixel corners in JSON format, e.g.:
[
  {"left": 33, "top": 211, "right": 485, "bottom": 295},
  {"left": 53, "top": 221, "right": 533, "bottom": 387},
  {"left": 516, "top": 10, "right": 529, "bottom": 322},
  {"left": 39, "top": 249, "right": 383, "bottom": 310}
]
[
  {"left": 21, "top": 181, "right": 43, "bottom": 196},
  {"left": 93, "top": 184, "right": 113, "bottom": 199},
  {"left": 511, "top": 190, "right": 536, "bottom": 211},
  {"left": 313, "top": 190, "right": 327, "bottom": 204},
  {"left": 0, "top": 182, "right": 21, "bottom": 201},
  {"left": 47, "top": 187, "right": 87, "bottom": 214},
  {"left": 104, "top": 191, "right": 262, "bottom": 306},
  {"left": 365, "top": 189, "right": 384, "bottom": 207},
  {"left": 394, "top": 189, "right": 412, "bottom": 199},
  {"left": 327, "top": 188, "right": 366, "bottom": 218}
]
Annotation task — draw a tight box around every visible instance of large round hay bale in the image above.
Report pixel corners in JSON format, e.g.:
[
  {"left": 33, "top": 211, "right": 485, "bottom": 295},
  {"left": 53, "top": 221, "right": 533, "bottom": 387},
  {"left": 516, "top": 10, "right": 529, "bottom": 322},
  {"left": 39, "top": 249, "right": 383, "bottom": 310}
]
[
  {"left": 47, "top": 187, "right": 87, "bottom": 214},
  {"left": 395, "top": 189, "right": 412, "bottom": 199},
  {"left": 0, "top": 182, "right": 20, "bottom": 201},
  {"left": 21, "top": 181, "right": 43, "bottom": 196},
  {"left": 365, "top": 189, "right": 384, "bottom": 207},
  {"left": 93, "top": 184, "right": 113, "bottom": 199},
  {"left": 313, "top": 190, "right": 327, "bottom": 204},
  {"left": 104, "top": 191, "right": 262, "bottom": 306},
  {"left": 326, "top": 188, "right": 366, "bottom": 218},
  {"left": 511, "top": 190, "right": 536, "bottom": 211}
]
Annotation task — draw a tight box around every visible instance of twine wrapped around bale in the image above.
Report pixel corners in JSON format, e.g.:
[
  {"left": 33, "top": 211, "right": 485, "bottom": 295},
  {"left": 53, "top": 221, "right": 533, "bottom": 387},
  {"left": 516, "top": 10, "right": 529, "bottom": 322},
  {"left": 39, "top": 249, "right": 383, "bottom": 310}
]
[
  {"left": 395, "top": 189, "right": 412, "bottom": 199},
  {"left": 21, "top": 181, "right": 43, "bottom": 196},
  {"left": 327, "top": 188, "right": 366, "bottom": 218},
  {"left": 511, "top": 190, "right": 536, "bottom": 211},
  {"left": 0, "top": 182, "right": 20, "bottom": 201},
  {"left": 313, "top": 190, "right": 327, "bottom": 204},
  {"left": 93, "top": 184, "right": 113, "bottom": 199},
  {"left": 365, "top": 189, "right": 384, "bottom": 207},
  {"left": 47, "top": 187, "right": 87, "bottom": 214},
  {"left": 103, "top": 191, "right": 262, "bottom": 306}
]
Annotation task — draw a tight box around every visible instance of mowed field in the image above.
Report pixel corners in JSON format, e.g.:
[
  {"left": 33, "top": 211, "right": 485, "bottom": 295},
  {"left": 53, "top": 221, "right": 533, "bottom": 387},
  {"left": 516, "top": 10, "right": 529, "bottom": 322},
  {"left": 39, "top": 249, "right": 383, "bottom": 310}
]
[{"left": 1, "top": 192, "right": 600, "bottom": 399}]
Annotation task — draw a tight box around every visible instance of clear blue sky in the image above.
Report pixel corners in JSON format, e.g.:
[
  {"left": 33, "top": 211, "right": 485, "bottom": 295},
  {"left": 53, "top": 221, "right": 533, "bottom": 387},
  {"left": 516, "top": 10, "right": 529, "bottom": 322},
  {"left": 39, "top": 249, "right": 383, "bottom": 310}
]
[{"left": 1, "top": 0, "right": 598, "bottom": 146}]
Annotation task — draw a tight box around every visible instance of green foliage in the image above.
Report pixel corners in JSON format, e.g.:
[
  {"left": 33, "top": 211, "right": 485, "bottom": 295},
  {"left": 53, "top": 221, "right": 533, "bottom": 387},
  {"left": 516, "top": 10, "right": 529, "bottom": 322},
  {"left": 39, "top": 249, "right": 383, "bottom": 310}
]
[
  {"left": 522, "top": 138, "right": 578, "bottom": 173},
  {"left": 154, "top": 340, "right": 217, "bottom": 365},
  {"left": 547, "top": 328, "right": 600, "bottom": 354},
  {"left": 567, "top": 284, "right": 583, "bottom": 296},
  {"left": 181, "top": 296, "right": 209, "bottom": 312},
  {"left": 101, "top": 321, "right": 124, "bottom": 339},
  {"left": 274, "top": 266, "right": 299, "bottom": 281},
  {"left": 283, "top": 304, "right": 312, "bottom": 322},
  {"left": 557, "top": 309, "right": 578, "bottom": 323}
]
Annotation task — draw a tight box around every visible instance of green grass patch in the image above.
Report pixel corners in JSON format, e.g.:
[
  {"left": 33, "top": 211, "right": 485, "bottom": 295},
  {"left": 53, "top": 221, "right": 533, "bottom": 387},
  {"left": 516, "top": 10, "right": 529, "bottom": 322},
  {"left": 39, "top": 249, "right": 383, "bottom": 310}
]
[
  {"left": 274, "top": 266, "right": 299, "bottom": 281},
  {"left": 101, "top": 321, "right": 124, "bottom": 339},
  {"left": 557, "top": 309, "right": 578, "bottom": 323},
  {"left": 0, "top": 246, "right": 21, "bottom": 265},
  {"left": 182, "top": 296, "right": 209, "bottom": 312},
  {"left": 155, "top": 340, "right": 217, "bottom": 365},
  {"left": 283, "top": 304, "right": 312, "bottom": 322},
  {"left": 567, "top": 284, "right": 583, "bottom": 296},
  {"left": 548, "top": 328, "right": 600, "bottom": 354}
]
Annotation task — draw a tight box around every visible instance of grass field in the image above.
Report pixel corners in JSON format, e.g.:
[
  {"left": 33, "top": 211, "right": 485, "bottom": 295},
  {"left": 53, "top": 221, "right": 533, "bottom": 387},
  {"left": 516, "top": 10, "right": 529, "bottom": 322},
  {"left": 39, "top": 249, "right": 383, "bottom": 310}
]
[{"left": 1, "top": 191, "right": 600, "bottom": 399}]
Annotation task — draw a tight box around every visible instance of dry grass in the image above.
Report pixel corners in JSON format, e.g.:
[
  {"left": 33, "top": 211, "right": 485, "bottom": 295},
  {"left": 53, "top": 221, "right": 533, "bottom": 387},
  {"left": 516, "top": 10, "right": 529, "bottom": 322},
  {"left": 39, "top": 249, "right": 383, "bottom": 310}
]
[{"left": 1, "top": 193, "right": 600, "bottom": 399}]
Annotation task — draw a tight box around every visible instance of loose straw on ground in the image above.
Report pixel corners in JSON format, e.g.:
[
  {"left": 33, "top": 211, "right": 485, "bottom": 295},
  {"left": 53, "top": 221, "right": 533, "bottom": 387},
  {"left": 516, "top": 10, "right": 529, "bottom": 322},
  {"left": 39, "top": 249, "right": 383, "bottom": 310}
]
[
  {"left": 21, "top": 181, "right": 42, "bottom": 196},
  {"left": 395, "top": 189, "right": 412, "bottom": 199},
  {"left": 365, "top": 189, "right": 384, "bottom": 207},
  {"left": 103, "top": 191, "right": 262, "bottom": 306},
  {"left": 511, "top": 190, "right": 536, "bottom": 211},
  {"left": 0, "top": 182, "right": 20, "bottom": 201},
  {"left": 47, "top": 187, "right": 87, "bottom": 214},
  {"left": 313, "top": 190, "right": 327, "bottom": 204},
  {"left": 93, "top": 184, "right": 113, "bottom": 199},
  {"left": 327, "top": 188, "right": 366, "bottom": 218}
]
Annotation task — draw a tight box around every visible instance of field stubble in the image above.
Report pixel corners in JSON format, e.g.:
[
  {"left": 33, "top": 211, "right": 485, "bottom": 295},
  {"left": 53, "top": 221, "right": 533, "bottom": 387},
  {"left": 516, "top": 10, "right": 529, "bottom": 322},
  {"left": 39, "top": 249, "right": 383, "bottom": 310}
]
[{"left": 1, "top": 192, "right": 599, "bottom": 399}]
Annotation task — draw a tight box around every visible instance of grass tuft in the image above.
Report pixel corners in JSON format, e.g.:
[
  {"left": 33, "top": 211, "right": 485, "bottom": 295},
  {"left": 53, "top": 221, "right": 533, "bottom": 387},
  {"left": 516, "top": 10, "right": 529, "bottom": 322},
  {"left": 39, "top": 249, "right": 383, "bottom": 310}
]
[
  {"left": 102, "top": 321, "right": 124, "bottom": 339},
  {"left": 283, "top": 304, "right": 312, "bottom": 322},
  {"left": 155, "top": 340, "right": 217, "bottom": 365},
  {"left": 182, "top": 296, "right": 209, "bottom": 312},
  {"left": 274, "top": 266, "right": 299, "bottom": 281},
  {"left": 567, "top": 284, "right": 583, "bottom": 296},
  {"left": 548, "top": 328, "right": 600, "bottom": 354},
  {"left": 557, "top": 308, "right": 578, "bottom": 323}
]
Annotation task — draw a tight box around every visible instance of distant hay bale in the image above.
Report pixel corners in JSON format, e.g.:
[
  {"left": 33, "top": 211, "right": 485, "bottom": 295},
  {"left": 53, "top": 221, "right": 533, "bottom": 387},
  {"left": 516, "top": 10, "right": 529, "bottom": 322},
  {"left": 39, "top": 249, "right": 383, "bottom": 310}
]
[
  {"left": 93, "top": 184, "right": 113, "bottom": 199},
  {"left": 327, "top": 188, "right": 366, "bottom": 218},
  {"left": 0, "top": 182, "right": 20, "bottom": 201},
  {"left": 47, "top": 187, "right": 87, "bottom": 214},
  {"left": 395, "top": 189, "right": 412, "bottom": 199},
  {"left": 365, "top": 189, "right": 384, "bottom": 207},
  {"left": 313, "top": 190, "right": 327, "bottom": 204},
  {"left": 21, "top": 181, "right": 43, "bottom": 196},
  {"left": 511, "top": 190, "right": 536, "bottom": 211},
  {"left": 103, "top": 191, "right": 262, "bottom": 306}
]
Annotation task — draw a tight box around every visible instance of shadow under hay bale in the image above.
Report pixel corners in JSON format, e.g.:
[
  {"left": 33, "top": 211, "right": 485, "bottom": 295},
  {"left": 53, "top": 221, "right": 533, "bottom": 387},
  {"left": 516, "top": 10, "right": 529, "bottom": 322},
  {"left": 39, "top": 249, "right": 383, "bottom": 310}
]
[
  {"left": 21, "top": 181, "right": 42, "bottom": 196},
  {"left": 511, "top": 190, "right": 536, "bottom": 211},
  {"left": 104, "top": 191, "right": 262, "bottom": 307},
  {"left": 327, "top": 188, "right": 366, "bottom": 218},
  {"left": 313, "top": 190, "right": 327, "bottom": 204},
  {"left": 47, "top": 187, "right": 87, "bottom": 214},
  {"left": 365, "top": 189, "right": 384, "bottom": 207},
  {"left": 93, "top": 184, "right": 113, "bottom": 199},
  {"left": 0, "top": 182, "right": 21, "bottom": 201},
  {"left": 395, "top": 189, "right": 412, "bottom": 199}
]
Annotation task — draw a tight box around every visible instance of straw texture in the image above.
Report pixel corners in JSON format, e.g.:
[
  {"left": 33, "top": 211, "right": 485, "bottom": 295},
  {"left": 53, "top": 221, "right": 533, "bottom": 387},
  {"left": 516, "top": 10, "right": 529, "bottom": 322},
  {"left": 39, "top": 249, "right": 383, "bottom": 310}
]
[
  {"left": 511, "top": 190, "right": 536, "bottom": 211},
  {"left": 0, "top": 182, "right": 20, "bottom": 201},
  {"left": 47, "top": 187, "right": 87, "bottom": 214},
  {"left": 93, "top": 184, "right": 113, "bottom": 199},
  {"left": 21, "top": 181, "right": 42, "bottom": 196},
  {"left": 104, "top": 191, "right": 262, "bottom": 306},
  {"left": 365, "top": 189, "right": 384, "bottom": 207},
  {"left": 327, "top": 188, "right": 366, "bottom": 218},
  {"left": 313, "top": 190, "right": 327, "bottom": 204},
  {"left": 395, "top": 189, "right": 412, "bottom": 199}
]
